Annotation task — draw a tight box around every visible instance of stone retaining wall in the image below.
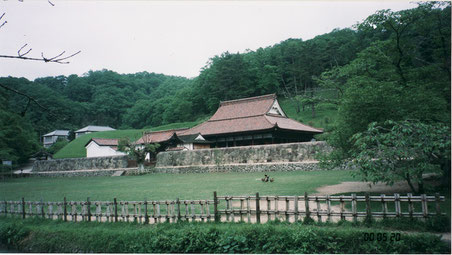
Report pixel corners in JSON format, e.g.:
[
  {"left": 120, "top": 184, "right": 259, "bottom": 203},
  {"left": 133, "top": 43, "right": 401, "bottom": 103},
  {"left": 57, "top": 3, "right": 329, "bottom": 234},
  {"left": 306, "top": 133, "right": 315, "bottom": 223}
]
[
  {"left": 153, "top": 161, "right": 324, "bottom": 174},
  {"left": 156, "top": 141, "right": 331, "bottom": 167},
  {"left": 32, "top": 156, "right": 128, "bottom": 172}
]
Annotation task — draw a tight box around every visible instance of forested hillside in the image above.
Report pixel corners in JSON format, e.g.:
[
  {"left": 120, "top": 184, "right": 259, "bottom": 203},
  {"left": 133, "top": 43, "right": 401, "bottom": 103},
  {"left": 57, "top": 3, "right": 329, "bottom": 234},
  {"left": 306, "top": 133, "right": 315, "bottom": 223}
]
[{"left": 0, "top": 2, "right": 449, "bottom": 163}]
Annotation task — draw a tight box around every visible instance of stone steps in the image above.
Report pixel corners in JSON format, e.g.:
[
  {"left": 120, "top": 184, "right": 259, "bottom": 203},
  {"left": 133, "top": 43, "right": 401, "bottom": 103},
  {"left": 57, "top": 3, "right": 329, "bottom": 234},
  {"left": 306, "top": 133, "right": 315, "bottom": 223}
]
[{"left": 112, "top": 170, "right": 125, "bottom": 177}]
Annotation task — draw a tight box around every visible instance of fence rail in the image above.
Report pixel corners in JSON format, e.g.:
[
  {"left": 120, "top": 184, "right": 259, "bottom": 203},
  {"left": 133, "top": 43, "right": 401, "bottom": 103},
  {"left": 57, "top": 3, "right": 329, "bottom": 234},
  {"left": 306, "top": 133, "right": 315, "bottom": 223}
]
[{"left": 0, "top": 192, "right": 446, "bottom": 224}]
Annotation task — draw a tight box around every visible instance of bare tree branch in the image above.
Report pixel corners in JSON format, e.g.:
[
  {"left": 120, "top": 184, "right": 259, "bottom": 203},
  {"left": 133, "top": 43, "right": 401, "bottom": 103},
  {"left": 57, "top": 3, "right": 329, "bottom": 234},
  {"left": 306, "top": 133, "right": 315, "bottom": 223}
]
[
  {"left": 0, "top": 50, "right": 81, "bottom": 64},
  {"left": 0, "top": 13, "right": 7, "bottom": 29},
  {"left": 18, "top": 44, "right": 32, "bottom": 57}
]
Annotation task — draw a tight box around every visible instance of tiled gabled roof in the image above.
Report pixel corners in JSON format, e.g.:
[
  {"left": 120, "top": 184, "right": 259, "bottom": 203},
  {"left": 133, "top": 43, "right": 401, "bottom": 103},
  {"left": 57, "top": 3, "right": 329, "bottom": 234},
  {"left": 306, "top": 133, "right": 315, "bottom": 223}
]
[
  {"left": 135, "top": 128, "right": 188, "bottom": 144},
  {"left": 85, "top": 138, "right": 119, "bottom": 147},
  {"left": 265, "top": 115, "right": 323, "bottom": 133},
  {"left": 180, "top": 94, "right": 323, "bottom": 136},
  {"left": 209, "top": 94, "right": 276, "bottom": 121}
]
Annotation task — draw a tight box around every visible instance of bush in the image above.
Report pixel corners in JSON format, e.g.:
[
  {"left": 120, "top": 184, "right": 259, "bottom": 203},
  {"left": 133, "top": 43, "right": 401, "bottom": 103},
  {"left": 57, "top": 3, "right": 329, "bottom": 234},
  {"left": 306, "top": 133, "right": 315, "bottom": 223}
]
[{"left": 0, "top": 217, "right": 449, "bottom": 253}]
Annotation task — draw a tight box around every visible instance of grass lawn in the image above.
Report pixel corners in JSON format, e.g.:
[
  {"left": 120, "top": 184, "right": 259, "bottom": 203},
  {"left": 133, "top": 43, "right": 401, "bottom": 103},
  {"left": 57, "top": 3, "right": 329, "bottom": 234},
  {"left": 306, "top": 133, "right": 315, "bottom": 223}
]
[
  {"left": 0, "top": 170, "right": 356, "bottom": 202},
  {"left": 53, "top": 120, "right": 203, "bottom": 159}
]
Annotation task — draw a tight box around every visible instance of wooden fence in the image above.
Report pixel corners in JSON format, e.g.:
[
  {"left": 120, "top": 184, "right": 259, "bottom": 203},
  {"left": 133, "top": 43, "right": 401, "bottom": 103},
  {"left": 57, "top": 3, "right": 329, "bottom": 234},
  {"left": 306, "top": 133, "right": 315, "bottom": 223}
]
[{"left": 0, "top": 192, "right": 446, "bottom": 224}]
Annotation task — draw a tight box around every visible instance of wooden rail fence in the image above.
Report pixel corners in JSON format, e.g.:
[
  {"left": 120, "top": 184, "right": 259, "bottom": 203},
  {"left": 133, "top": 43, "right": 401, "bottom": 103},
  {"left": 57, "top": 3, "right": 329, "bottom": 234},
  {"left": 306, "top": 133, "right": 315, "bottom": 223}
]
[{"left": 0, "top": 192, "right": 446, "bottom": 224}]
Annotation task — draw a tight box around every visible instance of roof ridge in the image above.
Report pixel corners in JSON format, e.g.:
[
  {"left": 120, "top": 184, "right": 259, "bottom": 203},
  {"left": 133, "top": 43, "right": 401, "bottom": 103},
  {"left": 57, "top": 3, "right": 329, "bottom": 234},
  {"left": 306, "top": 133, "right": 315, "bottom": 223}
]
[
  {"left": 219, "top": 93, "right": 276, "bottom": 106},
  {"left": 207, "top": 114, "right": 266, "bottom": 122},
  {"left": 145, "top": 128, "right": 189, "bottom": 134}
]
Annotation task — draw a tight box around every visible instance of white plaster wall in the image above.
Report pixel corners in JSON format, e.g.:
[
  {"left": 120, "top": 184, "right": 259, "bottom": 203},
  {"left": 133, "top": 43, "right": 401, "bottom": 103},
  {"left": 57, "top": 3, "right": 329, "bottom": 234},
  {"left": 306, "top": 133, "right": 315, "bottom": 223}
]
[
  {"left": 268, "top": 100, "right": 286, "bottom": 117},
  {"left": 86, "top": 142, "right": 126, "bottom": 158}
]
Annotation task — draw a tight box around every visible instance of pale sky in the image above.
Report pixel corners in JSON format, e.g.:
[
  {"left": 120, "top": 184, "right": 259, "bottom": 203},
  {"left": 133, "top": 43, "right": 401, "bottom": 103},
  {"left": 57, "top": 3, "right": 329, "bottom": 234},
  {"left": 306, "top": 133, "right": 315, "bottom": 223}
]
[{"left": 0, "top": 0, "right": 417, "bottom": 80}]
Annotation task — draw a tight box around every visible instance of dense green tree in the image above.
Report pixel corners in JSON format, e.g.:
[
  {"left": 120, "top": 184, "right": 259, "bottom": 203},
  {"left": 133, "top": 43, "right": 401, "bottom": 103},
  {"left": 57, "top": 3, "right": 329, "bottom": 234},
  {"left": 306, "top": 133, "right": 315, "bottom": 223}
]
[
  {"left": 319, "top": 3, "right": 451, "bottom": 190},
  {"left": 352, "top": 120, "right": 450, "bottom": 194}
]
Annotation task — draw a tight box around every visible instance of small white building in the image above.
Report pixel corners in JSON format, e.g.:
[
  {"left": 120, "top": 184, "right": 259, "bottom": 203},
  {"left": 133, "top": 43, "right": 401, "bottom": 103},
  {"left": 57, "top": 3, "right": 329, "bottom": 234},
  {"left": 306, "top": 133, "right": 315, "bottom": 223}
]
[
  {"left": 42, "top": 130, "right": 70, "bottom": 148},
  {"left": 85, "top": 138, "right": 126, "bottom": 158},
  {"left": 75, "top": 125, "right": 115, "bottom": 138}
]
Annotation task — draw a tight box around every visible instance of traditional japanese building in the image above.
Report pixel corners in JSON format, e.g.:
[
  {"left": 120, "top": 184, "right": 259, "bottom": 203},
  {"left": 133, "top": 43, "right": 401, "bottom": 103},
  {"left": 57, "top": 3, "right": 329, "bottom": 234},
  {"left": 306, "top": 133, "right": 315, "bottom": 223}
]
[
  {"left": 179, "top": 94, "right": 323, "bottom": 148},
  {"left": 135, "top": 129, "right": 212, "bottom": 151},
  {"left": 135, "top": 128, "right": 188, "bottom": 151}
]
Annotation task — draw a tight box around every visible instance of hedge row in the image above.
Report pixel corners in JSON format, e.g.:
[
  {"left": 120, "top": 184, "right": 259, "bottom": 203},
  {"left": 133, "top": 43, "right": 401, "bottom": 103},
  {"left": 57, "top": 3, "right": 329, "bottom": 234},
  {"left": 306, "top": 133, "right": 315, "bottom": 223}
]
[{"left": 0, "top": 217, "right": 449, "bottom": 253}]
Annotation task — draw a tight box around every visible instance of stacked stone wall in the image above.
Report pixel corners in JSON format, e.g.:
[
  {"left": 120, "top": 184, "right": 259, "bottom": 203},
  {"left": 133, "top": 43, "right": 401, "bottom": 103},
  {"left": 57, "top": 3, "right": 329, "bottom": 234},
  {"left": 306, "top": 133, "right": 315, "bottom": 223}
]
[
  {"left": 32, "top": 156, "right": 128, "bottom": 172},
  {"left": 154, "top": 141, "right": 332, "bottom": 173}
]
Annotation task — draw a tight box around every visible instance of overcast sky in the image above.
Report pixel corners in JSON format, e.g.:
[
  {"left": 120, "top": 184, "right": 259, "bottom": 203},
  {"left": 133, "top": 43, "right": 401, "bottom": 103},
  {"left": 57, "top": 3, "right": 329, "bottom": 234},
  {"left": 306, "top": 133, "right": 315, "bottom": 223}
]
[{"left": 1, "top": 0, "right": 417, "bottom": 80}]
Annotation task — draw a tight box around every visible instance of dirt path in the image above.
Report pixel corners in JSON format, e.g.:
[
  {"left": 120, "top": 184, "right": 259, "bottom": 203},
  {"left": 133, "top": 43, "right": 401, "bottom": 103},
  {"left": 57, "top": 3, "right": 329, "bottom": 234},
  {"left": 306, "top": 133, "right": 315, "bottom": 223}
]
[{"left": 313, "top": 181, "right": 414, "bottom": 195}]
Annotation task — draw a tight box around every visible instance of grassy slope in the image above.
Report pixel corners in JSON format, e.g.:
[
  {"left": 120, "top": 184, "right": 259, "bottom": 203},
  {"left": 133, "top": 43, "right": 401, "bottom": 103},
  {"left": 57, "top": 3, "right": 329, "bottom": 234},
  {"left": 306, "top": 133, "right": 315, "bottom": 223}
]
[
  {"left": 53, "top": 120, "right": 203, "bottom": 159},
  {"left": 0, "top": 170, "right": 356, "bottom": 201},
  {"left": 278, "top": 98, "right": 338, "bottom": 131}
]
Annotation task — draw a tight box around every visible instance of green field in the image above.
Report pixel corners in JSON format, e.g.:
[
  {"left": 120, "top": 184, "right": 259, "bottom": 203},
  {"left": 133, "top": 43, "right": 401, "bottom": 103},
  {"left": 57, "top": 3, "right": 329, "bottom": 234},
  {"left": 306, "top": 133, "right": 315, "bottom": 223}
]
[
  {"left": 53, "top": 120, "right": 203, "bottom": 159},
  {"left": 0, "top": 170, "right": 356, "bottom": 201}
]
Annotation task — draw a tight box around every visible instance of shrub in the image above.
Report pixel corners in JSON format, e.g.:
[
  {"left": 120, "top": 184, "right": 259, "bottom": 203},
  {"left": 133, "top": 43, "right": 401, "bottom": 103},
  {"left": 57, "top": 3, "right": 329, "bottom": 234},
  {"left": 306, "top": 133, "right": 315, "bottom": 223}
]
[{"left": 0, "top": 217, "right": 449, "bottom": 253}]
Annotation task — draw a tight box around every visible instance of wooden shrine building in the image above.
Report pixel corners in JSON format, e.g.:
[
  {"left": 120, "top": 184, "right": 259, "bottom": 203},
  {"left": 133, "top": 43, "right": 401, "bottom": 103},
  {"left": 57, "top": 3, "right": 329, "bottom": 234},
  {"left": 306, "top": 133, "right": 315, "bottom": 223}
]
[{"left": 180, "top": 94, "right": 323, "bottom": 148}]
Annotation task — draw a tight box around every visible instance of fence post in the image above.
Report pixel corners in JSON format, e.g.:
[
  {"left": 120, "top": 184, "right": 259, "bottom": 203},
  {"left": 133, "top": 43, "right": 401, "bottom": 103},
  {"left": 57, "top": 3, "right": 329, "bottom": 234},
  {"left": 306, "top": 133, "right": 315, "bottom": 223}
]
[
  {"left": 87, "top": 197, "right": 91, "bottom": 222},
  {"left": 407, "top": 193, "right": 413, "bottom": 218},
  {"left": 326, "top": 195, "right": 331, "bottom": 222},
  {"left": 340, "top": 195, "right": 345, "bottom": 220},
  {"left": 304, "top": 192, "right": 310, "bottom": 220},
  {"left": 285, "top": 197, "right": 290, "bottom": 222},
  {"left": 176, "top": 198, "right": 181, "bottom": 222},
  {"left": 315, "top": 196, "right": 321, "bottom": 222},
  {"left": 213, "top": 191, "right": 219, "bottom": 223},
  {"left": 381, "top": 194, "right": 387, "bottom": 218},
  {"left": 421, "top": 194, "right": 428, "bottom": 218},
  {"left": 395, "top": 193, "right": 401, "bottom": 217},
  {"left": 40, "top": 198, "right": 44, "bottom": 218},
  {"left": 351, "top": 193, "right": 357, "bottom": 222},
  {"left": 114, "top": 198, "right": 118, "bottom": 222},
  {"left": 435, "top": 193, "right": 441, "bottom": 216},
  {"left": 22, "top": 197, "right": 25, "bottom": 219},
  {"left": 294, "top": 195, "right": 299, "bottom": 222},
  {"left": 365, "top": 193, "right": 371, "bottom": 222},
  {"left": 63, "top": 197, "right": 67, "bottom": 222},
  {"left": 255, "top": 192, "right": 261, "bottom": 224},
  {"left": 144, "top": 198, "right": 149, "bottom": 224}
]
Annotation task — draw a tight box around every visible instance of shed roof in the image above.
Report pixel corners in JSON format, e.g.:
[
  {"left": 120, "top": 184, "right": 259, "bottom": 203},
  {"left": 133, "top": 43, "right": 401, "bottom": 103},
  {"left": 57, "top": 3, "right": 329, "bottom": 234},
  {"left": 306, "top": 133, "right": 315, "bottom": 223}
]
[
  {"left": 43, "top": 130, "right": 70, "bottom": 137},
  {"left": 75, "top": 126, "right": 115, "bottom": 133}
]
